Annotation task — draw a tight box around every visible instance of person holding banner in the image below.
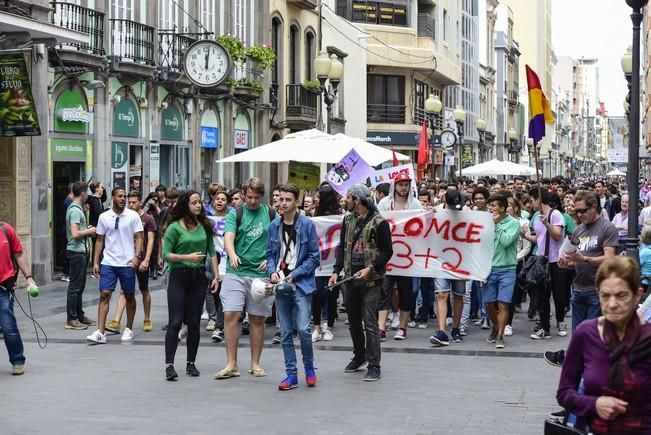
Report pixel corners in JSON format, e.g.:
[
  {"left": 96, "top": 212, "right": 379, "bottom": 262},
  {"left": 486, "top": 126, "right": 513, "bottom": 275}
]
[
  {"left": 266, "top": 184, "right": 320, "bottom": 390},
  {"left": 377, "top": 173, "right": 422, "bottom": 341},
  {"left": 329, "top": 184, "right": 393, "bottom": 382},
  {"left": 483, "top": 194, "right": 520, "bottom": 349}
]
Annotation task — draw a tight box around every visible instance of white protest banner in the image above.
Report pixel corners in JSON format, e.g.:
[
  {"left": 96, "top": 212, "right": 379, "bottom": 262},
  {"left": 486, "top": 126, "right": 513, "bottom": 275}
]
[
  {"left": 369, "top": 164, "right": 416, "bottom": 188},
  {"left": 312, "top": 210, "right": 495, "bottom": 280}
]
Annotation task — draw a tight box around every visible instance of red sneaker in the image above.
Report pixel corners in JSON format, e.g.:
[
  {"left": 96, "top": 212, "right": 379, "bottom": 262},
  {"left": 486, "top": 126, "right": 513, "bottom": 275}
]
[{"left": 305, "top": 365, "right": 317, "bottom": 387}]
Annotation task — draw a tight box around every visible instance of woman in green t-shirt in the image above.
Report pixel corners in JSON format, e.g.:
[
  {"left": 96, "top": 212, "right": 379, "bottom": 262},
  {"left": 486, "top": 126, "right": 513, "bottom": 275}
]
[{"left": 162, "top": 190, "right": 219, "bottom": 381}]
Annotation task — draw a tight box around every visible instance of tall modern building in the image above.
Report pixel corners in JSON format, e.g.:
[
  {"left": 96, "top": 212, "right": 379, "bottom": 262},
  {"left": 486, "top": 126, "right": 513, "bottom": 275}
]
[
  {"left": 456, "top": 0, "right": 480, "bottom": 169},
  {"left": 500, "top": 0, "right": 552, "bottom": 156},
  {"left": 494, "top": 4, "right": 520, "bottom": 163},
  {"left": 334, "top": 0, "right": 462, "bottom": 177}
]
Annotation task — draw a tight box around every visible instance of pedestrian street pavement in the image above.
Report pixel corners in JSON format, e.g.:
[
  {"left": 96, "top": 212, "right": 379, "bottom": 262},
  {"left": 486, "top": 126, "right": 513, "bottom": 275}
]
[{"left": 2, "top": 278, "right": 568, "bottom": 435}]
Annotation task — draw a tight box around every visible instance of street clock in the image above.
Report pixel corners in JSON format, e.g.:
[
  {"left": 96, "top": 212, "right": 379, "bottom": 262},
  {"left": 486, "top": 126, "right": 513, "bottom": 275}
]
[
  {"left": 183, "top": 40, "right": 231, "bottom": 87},
  {"left": 440, "top": 129, "right": 457, "bottom": 148}
]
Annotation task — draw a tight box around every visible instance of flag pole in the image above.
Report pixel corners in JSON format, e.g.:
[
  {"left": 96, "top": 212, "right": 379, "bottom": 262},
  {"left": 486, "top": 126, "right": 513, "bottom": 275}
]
[{"left": 532, "top": 140, "right": 543, "bottom": 200}]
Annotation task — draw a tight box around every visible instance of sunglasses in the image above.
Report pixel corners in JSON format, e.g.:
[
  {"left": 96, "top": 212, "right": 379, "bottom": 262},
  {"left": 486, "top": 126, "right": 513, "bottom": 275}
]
[
  {"left": 575, "top": 207, "right": 589, "bottom": 214},
  {"left": 115, "top": 216, "right": 120, "bottom": 230}
]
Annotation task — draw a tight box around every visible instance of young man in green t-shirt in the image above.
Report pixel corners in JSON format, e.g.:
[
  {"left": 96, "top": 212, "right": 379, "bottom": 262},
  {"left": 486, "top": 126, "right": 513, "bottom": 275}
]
[
  {"left": 215, "top": 177, "right": 275, "bottom": 380},
  {"left": 65, "top": 181, "right": 96, "bottom": 330}
]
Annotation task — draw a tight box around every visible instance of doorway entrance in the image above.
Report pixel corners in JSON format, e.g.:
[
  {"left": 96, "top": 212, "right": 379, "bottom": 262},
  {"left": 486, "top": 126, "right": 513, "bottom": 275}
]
[{"left": 53, "top": 161, "right": 85, "bottom": 272}]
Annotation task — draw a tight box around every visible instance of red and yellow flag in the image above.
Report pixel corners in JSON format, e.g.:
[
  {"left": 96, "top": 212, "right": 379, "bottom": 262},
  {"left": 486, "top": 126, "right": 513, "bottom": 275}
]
[{"left": 526, "top": 65, "right": 554, "bottom": 145}]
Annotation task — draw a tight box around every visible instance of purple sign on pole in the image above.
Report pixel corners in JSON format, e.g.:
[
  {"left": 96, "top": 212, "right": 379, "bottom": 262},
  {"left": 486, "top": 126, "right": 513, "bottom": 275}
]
[{"left": 324, "top": 149, "right": 374, "bottom": 195}]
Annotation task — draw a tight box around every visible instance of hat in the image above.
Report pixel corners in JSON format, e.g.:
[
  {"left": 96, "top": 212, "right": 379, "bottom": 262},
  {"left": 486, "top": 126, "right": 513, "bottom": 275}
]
[
  {"left": 445, "top": 189, "right": 464, "bottom": 210},
  {"left": 394, "top": 172, "right": 412, "bottom": 183},
  {"left": 347, "top": 183, "right": 372, "bottom": 200},
  {"left": 250, "top": 278, "right": 273, "bottom": 304}
]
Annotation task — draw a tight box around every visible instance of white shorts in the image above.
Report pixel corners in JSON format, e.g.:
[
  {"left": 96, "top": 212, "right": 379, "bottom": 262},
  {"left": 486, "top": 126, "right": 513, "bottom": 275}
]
[{"left": 219, "top": 274, "right": 275, "bottom": 317}]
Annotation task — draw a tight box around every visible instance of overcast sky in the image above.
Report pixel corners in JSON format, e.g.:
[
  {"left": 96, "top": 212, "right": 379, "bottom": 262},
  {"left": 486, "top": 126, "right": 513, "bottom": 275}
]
[{"left": 552, "top": 0, "right": 633, "bottom": 116}]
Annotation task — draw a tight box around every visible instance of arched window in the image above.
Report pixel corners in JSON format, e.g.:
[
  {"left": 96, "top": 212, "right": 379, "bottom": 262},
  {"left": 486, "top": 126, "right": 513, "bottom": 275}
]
[
  {"left": 272, "top": 16, "right": 282, "bottom": 84},
  {"left": 305, "top": 30, "right": 315, "bottom": 81},
  {"left": 289, "top": 24, "right": 299, "bottom": 84}
]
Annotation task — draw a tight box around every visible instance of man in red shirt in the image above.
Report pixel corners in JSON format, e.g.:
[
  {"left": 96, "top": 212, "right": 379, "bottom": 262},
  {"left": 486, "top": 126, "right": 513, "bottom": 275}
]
[{"left": 0, "top": 221, "right": 37, "bottom": 375}]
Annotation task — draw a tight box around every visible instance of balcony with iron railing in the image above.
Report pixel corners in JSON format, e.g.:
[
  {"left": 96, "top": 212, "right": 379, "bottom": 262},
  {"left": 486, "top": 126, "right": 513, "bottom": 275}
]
[
  {"left": 158, "top": 31, "right": 199, "bottom": 79},
  {"left": 368, "top": 103, "right": 406, "bottom": 124},
  {"left": 109, "top": 18, "right": 155, "bottom": 66},
  {"left": 285, "top": 84, "right": 318, "bottom": 129},
  {"left": 413, "top": 106, "right": 443, "bottom": 129},
  {"left": 50, "top": 2, "right": 105, "bottom": 60}
]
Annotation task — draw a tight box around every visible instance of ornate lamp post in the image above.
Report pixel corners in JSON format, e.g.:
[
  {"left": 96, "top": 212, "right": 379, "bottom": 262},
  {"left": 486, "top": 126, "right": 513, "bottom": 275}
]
[
  {"left": 453, "top": 105, "right": 466, "bottom": 177},
  {"left": 425, "top": 93, "right": 443, "bottom": 180},
  {"left": 622, "top": 0, "right": 647, "bottom": 261},
  {"left": 476, "top": 117, "right": 487, "bottom": 162},
  {"left": 314, "top": 51, "right": 343, "bottom": 134}
]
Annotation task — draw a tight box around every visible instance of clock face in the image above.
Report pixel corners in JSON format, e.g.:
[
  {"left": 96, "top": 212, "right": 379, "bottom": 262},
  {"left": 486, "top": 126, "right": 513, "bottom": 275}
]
[
  {"left": 441, "top": 130, "right": 457, "bottom": 147},
  {"left": 183, "top": 41, "right": 231, "bottom": 87}
]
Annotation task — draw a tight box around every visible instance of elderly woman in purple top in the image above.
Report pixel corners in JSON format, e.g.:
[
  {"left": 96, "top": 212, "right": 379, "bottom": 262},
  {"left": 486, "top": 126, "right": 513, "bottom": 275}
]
[{"left": 556, "top": 256, "right": 651, "bottom": 434}]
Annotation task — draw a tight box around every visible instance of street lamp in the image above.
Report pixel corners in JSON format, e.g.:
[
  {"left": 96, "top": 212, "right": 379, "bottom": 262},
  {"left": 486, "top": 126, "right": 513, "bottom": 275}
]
[
  {"left": 548, "top": 149, "right": 553, "bottom": 178},
  {"left": 453, "top": 105, "right": 466, "bottom": 177},
  {"left": 314, "top": 51, "right": 343, "bottom": 133},
  {"left": 507, "top": 128, "right": 518, "bottom": 160},
  {"left": 623, "top": 0, "right": 647, "bottom": 262},
  {"left": 476, "top": 117, "right": 487, "bottom": 162},
  {"left": 425, "top": 93, "right": 443, "bottom": 180}
]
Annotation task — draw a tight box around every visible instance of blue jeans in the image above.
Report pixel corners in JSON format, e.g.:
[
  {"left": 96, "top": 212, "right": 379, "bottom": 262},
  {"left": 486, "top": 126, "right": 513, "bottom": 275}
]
[
  {"left": 571, "top": 289, "right": 601, "bottom": 331},
  {"left": 411, "top": 277, "right": 433, "bottom": 322},
  {"left": 471, "top": 280, "right": 486, "bottom": 318},
  {"left": 275, "top": 288, "right": 314, "bottom": 376},
  {"left": 0, "top": 285, "right": 25, "bottom": 366}
]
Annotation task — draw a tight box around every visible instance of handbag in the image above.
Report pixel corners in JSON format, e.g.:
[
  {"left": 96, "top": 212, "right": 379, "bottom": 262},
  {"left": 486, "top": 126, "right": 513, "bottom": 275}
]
[
  {"left": 544, "top": 395, "right": 589, "bottom": 435},
  {"left": 520, "top": 211, "right": 552, "bottom": 288}
]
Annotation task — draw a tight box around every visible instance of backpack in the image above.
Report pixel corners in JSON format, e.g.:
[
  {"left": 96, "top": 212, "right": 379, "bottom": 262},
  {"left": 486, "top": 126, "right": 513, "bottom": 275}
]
[
  {"left": 235, "top": 205, "right": 276, "bottom": 230},
  {"left": 0, "top": 222, "right": 19, "bottom": 287}
]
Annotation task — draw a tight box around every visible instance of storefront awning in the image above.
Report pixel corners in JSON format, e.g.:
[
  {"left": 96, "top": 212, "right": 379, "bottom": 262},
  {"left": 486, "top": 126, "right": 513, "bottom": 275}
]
[{"left": 0, "top": 12, "right": 88, "bottom": 46}]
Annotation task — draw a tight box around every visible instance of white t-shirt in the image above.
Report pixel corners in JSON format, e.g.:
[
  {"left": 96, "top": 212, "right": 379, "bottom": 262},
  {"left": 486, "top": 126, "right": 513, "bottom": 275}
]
[
  {"left": 96, "top": 208, "right": 144, "bottom": 267},
  {"left": 208, "top": 215, "right": 227, "bottom": 275}
]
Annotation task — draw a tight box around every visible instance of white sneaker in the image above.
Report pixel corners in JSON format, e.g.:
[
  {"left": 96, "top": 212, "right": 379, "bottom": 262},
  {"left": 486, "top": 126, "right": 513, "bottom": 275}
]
[
  {"left": 206, "top": 320, "right": 217, "bottom": 331},
  {"left": 321, "top": 322, "right": 328, "bottom": 331},
  {"left": 201, "top": 310, "right": 209, "bottom": 321},
  {"left": 178, "top": 324, "right": 188, "bottom": 341},
  {"left": 323, "top": 330, "right": 334, "bottom": 341},
  {"left": 446, "top": 318, "right": 453, "bottom": 327},
  {"left": 86, "top": 329, "right": 106, "bottom": 344},
  {"left": 558, "top": 322, "right": 568, "bottom": 337},
  {"left": 407, "top": 320, "right": 416, "bottom": 328},
  {"left": 390, "top": 314, "right": 400, "bottom": 330},
  {"left": 121, "top": 327, "right": 134, "bottom": 342},
  {"left": 312, "top": 329, "right": 322, "bottom": 343},
  {"left": 504, "top": 325, "right": 513, "bottom": 337}
]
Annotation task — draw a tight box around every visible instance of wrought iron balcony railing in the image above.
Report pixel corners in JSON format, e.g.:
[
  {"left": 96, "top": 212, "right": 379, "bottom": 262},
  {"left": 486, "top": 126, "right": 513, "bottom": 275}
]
[
  {"left": 286, "top": 84, "right": 318, "bottom": 120},
  {"left": 368, "top": 103, "right": 406, "bottom": 124},
  {"left": 158, "top": 31, "right": 200, "bottom": 73},
  {"left": 109, "top": 18, "right": 155, "bottom": 65},
  {"left": 50, "top": 2, "right": 105, "bottom": 56}
]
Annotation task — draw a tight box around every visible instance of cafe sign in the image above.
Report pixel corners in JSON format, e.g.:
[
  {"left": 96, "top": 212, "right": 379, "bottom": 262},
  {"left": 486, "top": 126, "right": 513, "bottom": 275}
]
[
  {"left": 113, "top": 98, "right": 140, "bottom": 137},
  {"left": 161, "top": 104, "right": 183, "bottom": 141}
]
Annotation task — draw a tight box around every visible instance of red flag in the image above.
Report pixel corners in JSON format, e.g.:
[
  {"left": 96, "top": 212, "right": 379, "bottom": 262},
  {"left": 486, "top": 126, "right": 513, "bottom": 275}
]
[
  {"left": 391, "top": 145, "right": 399, "bottom": 166},
  {"left": 417, "top": 119, "right": 429, "bottom": 167}
]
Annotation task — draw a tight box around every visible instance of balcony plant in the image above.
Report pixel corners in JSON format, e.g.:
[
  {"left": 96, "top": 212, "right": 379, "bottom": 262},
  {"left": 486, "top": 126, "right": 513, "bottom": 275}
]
[
  {"left": 227, "top": 77, "right": 264, "bottom": 97},
  {"left": 302, "top": 79, "right": 322, "bottom": 93},
  {"left": 246, "top": 44, "right": 276, "bottom": 70},
  {"left": 217, "top": 33, "right": 247, "bottom": 64}
]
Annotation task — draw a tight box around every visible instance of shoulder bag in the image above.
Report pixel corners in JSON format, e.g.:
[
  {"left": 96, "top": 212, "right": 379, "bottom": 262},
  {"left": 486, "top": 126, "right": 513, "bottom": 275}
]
[
  {"left": 520, "top": 210, "right": 552, "bottom": 289},
  {"left": 544, "top": 394, "right": 590, "bottom": 435}
]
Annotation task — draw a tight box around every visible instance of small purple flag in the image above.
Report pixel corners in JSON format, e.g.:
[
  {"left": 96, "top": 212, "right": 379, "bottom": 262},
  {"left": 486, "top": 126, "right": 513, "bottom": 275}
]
[{"left": 325, "top": 149, "right": 374, "bottom": 195}]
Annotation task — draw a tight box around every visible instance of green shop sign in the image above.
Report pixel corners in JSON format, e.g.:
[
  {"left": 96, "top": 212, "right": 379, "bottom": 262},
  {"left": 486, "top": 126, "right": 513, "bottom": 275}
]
[
  {"left": 0, "top": 54, "right": 41, "bottom": 137},
  {"left": 51, "top": 138, "right": 87, "bottom": 160},
  {"left": 111, "top": 141, "right": 128, "bottom": 169},
  {"left": 54, "top": 89, "right": 89, "bottom": 134},
  {"left": 161, "top": 104, "right": 183, "bottom": 141},
  {"left": 113, "top": 98, "right": 139, "bottom": 137}
]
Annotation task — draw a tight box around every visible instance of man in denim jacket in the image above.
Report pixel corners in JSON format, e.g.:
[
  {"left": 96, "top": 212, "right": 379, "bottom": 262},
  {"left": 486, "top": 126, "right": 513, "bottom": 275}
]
[{"left": 266, "top": 184, "right": 321, "bottom": 390}]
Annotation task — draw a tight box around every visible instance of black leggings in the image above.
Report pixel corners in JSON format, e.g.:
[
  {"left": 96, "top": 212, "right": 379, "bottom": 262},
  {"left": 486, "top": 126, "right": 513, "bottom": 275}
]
[
  {"left": 312, "top": 276, "right": 339, "bottom": 328},
  {"left": 165, "top": 267, "right": 208, "bottom": 365}
]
